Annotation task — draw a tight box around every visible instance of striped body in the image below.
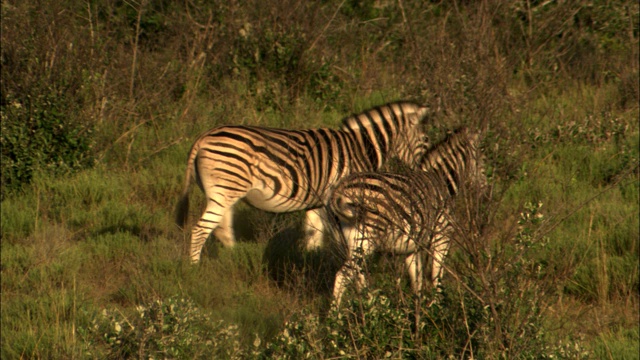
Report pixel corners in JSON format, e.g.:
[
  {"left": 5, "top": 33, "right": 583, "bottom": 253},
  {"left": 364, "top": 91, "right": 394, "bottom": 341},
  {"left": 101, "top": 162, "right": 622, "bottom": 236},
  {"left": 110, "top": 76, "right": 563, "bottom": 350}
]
[
  {"left": 328, "top": 127, "right": 485, "bottom": 306},
  {"left": 176, "top": 102, "right": 430, "bottom": 263}
]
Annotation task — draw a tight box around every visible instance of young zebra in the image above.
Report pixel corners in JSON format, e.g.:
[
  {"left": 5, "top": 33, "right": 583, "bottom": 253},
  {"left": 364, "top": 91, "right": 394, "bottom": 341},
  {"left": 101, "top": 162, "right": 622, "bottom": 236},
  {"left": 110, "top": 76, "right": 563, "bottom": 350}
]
[
  {"left": 176, "top": 102, "right": 431, "bottom": 263},
  {"left": 328, "top": 127, "right": 486, "bottom": 306}
]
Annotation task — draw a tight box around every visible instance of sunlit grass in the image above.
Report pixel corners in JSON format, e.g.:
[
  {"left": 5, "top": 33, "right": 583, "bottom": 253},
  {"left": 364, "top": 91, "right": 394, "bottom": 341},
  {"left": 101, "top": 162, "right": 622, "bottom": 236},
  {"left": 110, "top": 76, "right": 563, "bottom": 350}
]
[
  {"left": 3, "top": 86, "right": 638, "bottom": 357},
  {"left": 1, "top": 0, "right": 638, "bottom": 357}
]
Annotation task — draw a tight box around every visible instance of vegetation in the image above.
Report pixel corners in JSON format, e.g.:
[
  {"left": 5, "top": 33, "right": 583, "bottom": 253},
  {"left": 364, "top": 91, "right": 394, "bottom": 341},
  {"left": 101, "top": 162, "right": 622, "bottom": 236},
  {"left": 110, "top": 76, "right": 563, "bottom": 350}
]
[{"left": 2, "top": 0, "right": 638, "bottom": 358}]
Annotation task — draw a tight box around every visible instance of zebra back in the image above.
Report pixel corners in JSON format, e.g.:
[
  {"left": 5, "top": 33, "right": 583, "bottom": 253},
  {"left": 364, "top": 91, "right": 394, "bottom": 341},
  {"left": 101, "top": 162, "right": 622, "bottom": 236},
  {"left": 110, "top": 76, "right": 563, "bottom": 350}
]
[
  {"left": 175, "top": 101, "right": 432, "bottom": 228},
  {"left": 329, "top": 126, "right": 487, "bottom": 243},
  {"left": 329, "top": 171, "right": 435, "bottom": 241}
]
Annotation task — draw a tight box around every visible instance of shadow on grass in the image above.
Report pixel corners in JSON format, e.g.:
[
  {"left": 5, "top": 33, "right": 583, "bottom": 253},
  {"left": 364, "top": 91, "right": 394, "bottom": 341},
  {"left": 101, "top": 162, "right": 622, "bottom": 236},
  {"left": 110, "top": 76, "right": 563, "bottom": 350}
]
[
  {"left": 190, "top": 204, "right": 344, "bottom": 299},
  {"left": 262, "top": 220, "right": 344, "bottom": 299},
  {"left": 91, "top": 223, "right": 165, "bottom": 243}
]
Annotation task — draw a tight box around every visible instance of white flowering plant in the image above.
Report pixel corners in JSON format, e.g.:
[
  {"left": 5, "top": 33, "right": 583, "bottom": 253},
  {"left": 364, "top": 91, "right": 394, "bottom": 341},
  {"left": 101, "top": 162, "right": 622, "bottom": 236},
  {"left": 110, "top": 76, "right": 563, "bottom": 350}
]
[{"left": 81, "top": 296, "right": 247, "bottom": 359}]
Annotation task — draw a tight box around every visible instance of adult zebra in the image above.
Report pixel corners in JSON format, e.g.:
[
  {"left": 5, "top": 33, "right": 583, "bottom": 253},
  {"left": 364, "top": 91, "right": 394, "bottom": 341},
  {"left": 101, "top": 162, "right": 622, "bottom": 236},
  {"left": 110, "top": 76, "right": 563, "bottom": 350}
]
[
  {"left": 176, "top": 102, "right": 431, "bottom": 263},
  {"left": 328, "top": 127, "right": 487, "bottom": 306}
]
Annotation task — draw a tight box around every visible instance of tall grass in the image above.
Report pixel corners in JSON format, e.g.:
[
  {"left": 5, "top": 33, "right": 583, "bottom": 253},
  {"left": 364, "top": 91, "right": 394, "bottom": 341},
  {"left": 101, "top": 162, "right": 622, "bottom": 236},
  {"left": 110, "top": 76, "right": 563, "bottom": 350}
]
[{"left": 1, "top": 0, "right": 638, "bottom": 358}]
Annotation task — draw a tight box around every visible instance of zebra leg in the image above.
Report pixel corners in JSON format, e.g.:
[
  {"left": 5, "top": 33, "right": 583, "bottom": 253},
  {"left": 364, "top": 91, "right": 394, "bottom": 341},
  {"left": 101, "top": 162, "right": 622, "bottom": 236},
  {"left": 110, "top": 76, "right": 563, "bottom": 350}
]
[
  {"left": 333, "top": 261, "right": 359, "bottom": 308},
  {"left": 303, "top": 208, "right": 326, "bottom": 250},
  {"left": 430, "top": 232, "right": 451, "bottom": 290},
  {"left": 405, "top": 252, "right": 424, "bottom": 295},
  {"left": 332, "top": 225, "right": 372, "bottom": 308},
  {"left": 212, "top": 206, "right": 236, "bottom": 248},
  {"left": 190, "top": 197, "right": 241, "bottom": 263},
  {"left": 332, "top": 265, "right": 368, "bottom": 307}
]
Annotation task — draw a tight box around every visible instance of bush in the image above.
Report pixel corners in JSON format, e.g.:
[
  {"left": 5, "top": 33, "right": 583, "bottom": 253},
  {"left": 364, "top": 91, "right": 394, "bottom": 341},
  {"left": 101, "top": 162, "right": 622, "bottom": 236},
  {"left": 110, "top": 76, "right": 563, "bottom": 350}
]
[
  {"left": 497, "top": 0, "right": 638, "bottom": 84},
  {"left": 227, "top": 21, "right": 344, "bottom": 110},
  {"left": 81, "top": 296, "right": 251, "bottom": 359},
  {"left": 1, "top": 2, "right": 97, "bottom": 198},
  {"left": 259, "top": 201, "right": 593, "bottom": 359},
  {"left": 1, "top": 90, "right": 94, "bottom": 199},
  {"left": 260, "top": 289, "right": 417, "bottom": 359}
]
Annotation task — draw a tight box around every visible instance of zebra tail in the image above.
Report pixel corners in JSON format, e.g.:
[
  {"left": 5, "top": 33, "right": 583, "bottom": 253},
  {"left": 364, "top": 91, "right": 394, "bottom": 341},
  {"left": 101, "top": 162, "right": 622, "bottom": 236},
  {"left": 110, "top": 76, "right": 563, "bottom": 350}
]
[
  {"left": 175, "top": 148, "right": 196, "bottom": 229},
  {"left": 175, "top": 188, "right": 190, "bottom": 229}
]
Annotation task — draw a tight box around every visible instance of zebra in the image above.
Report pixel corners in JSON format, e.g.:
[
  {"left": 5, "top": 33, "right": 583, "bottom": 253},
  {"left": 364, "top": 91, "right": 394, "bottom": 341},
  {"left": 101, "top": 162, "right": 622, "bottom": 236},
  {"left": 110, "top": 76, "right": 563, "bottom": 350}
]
[
  {"left": 327, "top": 127, "right": 486, "bottom": 306},
  {"left": 175, "top": 101, "right": 432, "bottom": 263}
]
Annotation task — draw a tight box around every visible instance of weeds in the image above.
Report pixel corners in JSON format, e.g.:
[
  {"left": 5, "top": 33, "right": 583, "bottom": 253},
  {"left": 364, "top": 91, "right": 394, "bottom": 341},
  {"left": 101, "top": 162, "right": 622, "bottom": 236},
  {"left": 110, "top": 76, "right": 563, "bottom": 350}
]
[
  {"left": 81, "top": 297, "right": 251, "bottom": 359},
  {"left": 259, "top": 200, "right": 593, "bottom": 359},
  {"left": 1, "top": 0, "right": 638, "bottom": 358}
]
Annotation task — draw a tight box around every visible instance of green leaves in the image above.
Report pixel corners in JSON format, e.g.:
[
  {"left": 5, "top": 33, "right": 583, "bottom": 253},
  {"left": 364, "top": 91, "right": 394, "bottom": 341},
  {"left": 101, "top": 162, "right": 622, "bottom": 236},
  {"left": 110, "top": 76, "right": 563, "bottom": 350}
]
[
  {"left": 1, "top": 90, "right": 94, "bottom": 199},
  {"left": 83, "top": 297, "right": 248, "bottom": 359}
]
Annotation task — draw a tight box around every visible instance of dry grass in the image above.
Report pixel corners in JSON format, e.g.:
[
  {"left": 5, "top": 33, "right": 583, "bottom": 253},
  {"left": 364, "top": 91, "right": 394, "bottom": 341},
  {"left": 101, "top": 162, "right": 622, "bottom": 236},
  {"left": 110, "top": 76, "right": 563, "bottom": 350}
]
[{"left": 1, "top": 0, "right": 638, "bottom": 358}]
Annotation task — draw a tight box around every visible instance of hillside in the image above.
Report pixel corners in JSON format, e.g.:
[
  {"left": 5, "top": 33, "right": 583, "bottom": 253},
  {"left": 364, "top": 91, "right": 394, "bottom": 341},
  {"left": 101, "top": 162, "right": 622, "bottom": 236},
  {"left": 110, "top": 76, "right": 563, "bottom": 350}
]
[{"left": 2, "top": 1, "right": 638, "bottom": 358}]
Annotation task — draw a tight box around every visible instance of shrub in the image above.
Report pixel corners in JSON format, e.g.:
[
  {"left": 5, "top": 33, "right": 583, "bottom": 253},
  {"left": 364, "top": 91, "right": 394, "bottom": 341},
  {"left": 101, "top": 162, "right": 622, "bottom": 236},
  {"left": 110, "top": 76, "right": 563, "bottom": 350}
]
[
  {"left": 1, "top": 2, "right": 97, "bottom": 199},
  {"left": 0, "top": 90, "right": 94, "bottom": 199},
  {"left": 81, "top": 296, "right": 250, "bottom": 359},
  {"left": 259, "top": 201, "right": 592, "bottom": 359},
  {"left": 228, "top": 21, "right": 344, "bottom": 109},
  {"left": 261, "top": 289, "right": 416, "bottom": 359}
]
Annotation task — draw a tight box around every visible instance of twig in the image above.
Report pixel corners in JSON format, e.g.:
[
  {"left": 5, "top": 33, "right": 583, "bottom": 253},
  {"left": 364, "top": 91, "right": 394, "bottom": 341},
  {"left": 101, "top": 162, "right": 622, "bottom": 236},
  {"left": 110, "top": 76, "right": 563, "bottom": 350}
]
[
  {"left": 459, "top": 284, "right": 476, "bottom": 360},
  {"left": 125, "top": 133, "right": 136, "bottom": 169},
  {"left": 397, "top": 0, "right": 418, "bottom": 58},
  {"left": 135, "top": 137, "right": 184, "bottom": 166},
  {"left": 129, "top": 0, "right": 146, "bottom": 99},
  {"left": 86, "top": 1, "right": 95, "bottom": 58},
  {"left": 114, "top": 119, "right": 148, "bottom": 144},
  {"left": 306, "top": 0, "right": 346, "bottom": 54},
  {"left": 97, "top": 118, "right": 148, "bottom": 162},
  {"left": 419, "top": 241, "right": 486, "bottom": 305}
]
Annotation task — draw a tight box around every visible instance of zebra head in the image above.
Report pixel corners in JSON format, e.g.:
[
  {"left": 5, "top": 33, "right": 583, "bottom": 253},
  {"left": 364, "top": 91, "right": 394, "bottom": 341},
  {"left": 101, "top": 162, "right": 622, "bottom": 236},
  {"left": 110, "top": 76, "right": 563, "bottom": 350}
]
[
  {"left": 340, "top": 101, "right": 432, "bottom": 170},
  {"left": 419, "top": 126, "right": 487, "bottom": 196}
]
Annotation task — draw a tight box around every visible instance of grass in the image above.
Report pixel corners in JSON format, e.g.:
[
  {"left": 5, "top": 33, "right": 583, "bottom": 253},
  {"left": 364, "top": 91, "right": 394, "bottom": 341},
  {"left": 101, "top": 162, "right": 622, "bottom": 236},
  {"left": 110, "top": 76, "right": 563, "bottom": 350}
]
[
  {"left": 3, "top": 85, "right": 637, "bottom": 358},
  {"left": 1, "top": 0, "right": 638, "bottom": 358}
]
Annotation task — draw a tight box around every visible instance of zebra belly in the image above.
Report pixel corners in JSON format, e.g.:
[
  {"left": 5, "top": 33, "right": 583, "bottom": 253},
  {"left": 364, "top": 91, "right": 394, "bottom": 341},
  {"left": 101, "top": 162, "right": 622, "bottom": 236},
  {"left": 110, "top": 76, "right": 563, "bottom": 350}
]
[
  {"left": 369, "top": 227, "right": 418, "bottom": 255},
  {"left": 243, "top": 188, "right": 313, "bottom": 212},
  {"left": 385, "top": 235, "right": 419, "bottom": 254}
]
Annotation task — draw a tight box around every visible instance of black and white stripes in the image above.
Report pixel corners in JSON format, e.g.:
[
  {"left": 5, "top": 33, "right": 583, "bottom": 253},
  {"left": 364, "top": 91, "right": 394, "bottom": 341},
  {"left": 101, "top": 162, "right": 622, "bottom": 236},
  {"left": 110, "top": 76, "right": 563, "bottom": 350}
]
[
  {"left": 328, "top": 127, "right": 486, "bottom": 306},
  {"left": 175, "top": 102, "right": 431, "bottom": 263}
]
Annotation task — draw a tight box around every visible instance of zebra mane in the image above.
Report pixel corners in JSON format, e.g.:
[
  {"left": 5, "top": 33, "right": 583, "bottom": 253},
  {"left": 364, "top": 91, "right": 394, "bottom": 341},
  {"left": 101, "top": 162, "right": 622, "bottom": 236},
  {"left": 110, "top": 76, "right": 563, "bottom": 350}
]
[
  {"left": 419, "top": 126, "right": 485, "bottom": 195},
  {"left": 339, "top": 101, "right": 430, "bottom": 169},
  {"left": 420, "top": 126, "right": 477, "bottom": 165},
  {"left": 340, "top": 101, "right": 429, "bottom": 131}
]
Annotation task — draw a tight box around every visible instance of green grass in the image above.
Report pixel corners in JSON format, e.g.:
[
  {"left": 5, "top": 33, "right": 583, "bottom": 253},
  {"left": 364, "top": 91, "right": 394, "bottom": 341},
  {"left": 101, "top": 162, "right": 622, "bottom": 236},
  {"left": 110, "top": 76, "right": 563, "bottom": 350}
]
[
  {"left": 593, "top": 327, "right": 640, "bottom": 360},
  {"left": 3, "top": 86, "right": 637, "bottom": 358},
  {"left": 2, "top": 0, "right": 638, "bottom": 358}
]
